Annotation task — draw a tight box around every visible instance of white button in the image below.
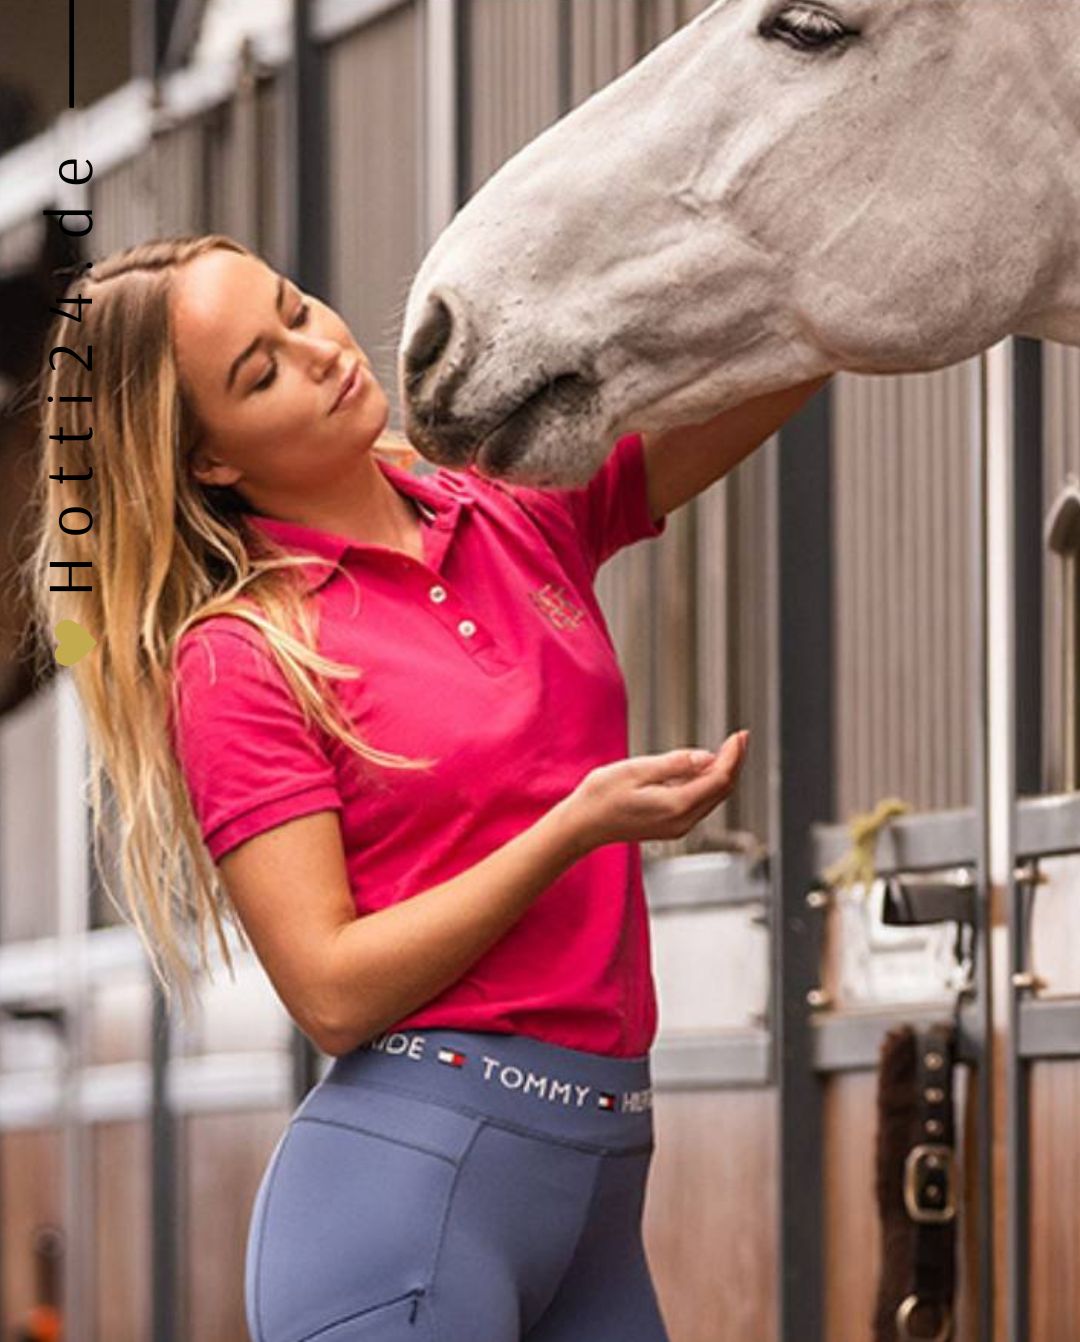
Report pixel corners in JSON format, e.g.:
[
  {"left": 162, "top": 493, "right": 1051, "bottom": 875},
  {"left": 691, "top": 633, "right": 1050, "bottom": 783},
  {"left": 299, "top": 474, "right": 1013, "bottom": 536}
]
[
  {"left": 429, "top": 585, "right": 447, "bottom": 603},
  {"left": 458, "top": 619, "right": 476, "bottom": 638}
]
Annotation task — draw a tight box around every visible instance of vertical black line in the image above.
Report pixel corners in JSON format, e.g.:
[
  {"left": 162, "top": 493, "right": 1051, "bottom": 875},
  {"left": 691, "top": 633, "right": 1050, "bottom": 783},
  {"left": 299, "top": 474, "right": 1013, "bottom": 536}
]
[
  {"left": 284, "top": 0, "right": 328, "bottom": 1107},
  {"left": 150, "top": 980, "right": 177, "bottom": 1342},
  {"left": 1008, "top": 336, "right": 1040, "bottom": 1342},
  {"left": 1013, "top": 337, "right": 1043, "bottom": 797},
  {"left": 557, "top": 0, "right": 573, "bottom": 116},
  {"left": 454, "top": 0, "right": 472, "bottom": 206},
  {"left": 967, "top": 353, "right": 995, "bottom": 1342},
  {"left": 774, "top": 383, "right": 833, "bottom": 1342}
]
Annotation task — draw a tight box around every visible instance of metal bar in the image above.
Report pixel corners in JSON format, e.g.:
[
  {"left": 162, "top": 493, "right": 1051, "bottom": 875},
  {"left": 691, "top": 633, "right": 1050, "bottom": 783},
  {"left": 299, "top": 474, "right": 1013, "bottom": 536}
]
[
  {"left": 56, "top": 681, "right": 93, "bottom": 1342},
  {"left": 423, "top": 0, "right": 459, "bottom": 246},
  {"left": 643, "top": 851, "right": 770, "bottom": 911},
  {"left": 1013, "top": 337, "right": 1044, "bottom": 797},
  {"left": 150, "top": 979, "right": 177, "bottom": 1342},
  {"left": 969, "top": 350, "right": 996, "bottom": 1342},
  {"left": 284, "top": 0, "right": 329, "bottom": 302},
  {"left": 454, "top": 0, "right": 472, "bottom": 208},
  {"left": 772, "top": 386, "right": 833, "bottom": 1342},
  {"left": 650, "top": 1030, "right": 771, "bottom": 1089},
  {"left": 556, "top": 0, "right": 573, "bottom": 115},
  {"left": 812, "top": 789, "right": 1080, "bottom": 877},
  {"left": 995, "top": 334, "right": 1032, "bottom": 1342},
  {"left": 810, "top": 1004, "right": 979, "bottom": 1074},
  {"left": 284, "top": 0, "right": 329, "bottom": 1105},
  {"left": 1017, "top": 999, "right": 1080, "bottom": 1059},
  {"left": 0, "top": 1029, "right": 773, "bottom": 1129}
]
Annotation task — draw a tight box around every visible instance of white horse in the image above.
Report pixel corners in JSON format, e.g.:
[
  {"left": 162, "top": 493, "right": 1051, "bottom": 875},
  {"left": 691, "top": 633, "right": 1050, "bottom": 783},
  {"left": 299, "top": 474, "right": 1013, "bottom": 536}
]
[{"left": 398, "top": 0, "right": 1080, "bottom": 487}]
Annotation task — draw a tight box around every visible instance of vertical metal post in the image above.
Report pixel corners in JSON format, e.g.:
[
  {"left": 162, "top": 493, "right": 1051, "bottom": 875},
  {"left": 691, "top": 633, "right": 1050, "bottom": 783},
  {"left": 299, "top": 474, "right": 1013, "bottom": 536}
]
[
  {"left": 424, "top": 0, "right": 460, "bottom": 246},
  {"left": 771, "top": 384, "right": 833, "bottom": 1342},
  {"left": 1007, "top": 336, "right": 1042, "bottom": 1342},
  {"left": 284, "top": 0, "right": 329, "bottom": 1102},
  {"left": 968, "top": 349, "right": 997, "bottom": 1342},
  {"left": 283, "top": 0, "right": 329, "bottom": 302},
  {"left": 57, "top": 679, "right": 92, "bottom": 1342},
  {"left": 150, "top": 978, "right": 178, "bottom": 1342},
  {"left": 1013, "top": 338, "right": 1043, "bottom": 798},
  {"left": 453, "top": 0, "right": 472, "bottom": 209},
  {"left": 557, "top": 0, "right": 574, "bottom": 117}
]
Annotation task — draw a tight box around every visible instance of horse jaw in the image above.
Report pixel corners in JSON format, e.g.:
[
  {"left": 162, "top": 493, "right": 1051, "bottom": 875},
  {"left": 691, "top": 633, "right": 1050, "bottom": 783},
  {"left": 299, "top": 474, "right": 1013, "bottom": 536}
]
[{"left": 400, "top": 0, "right": 1080, "bottom": 485}]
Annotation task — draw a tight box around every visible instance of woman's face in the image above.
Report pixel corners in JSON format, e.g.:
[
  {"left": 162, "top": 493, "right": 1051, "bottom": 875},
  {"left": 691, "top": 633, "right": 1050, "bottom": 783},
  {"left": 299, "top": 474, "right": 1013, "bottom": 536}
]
[{"left": 170, "top": 247, "right": 390, "bottom": 501}]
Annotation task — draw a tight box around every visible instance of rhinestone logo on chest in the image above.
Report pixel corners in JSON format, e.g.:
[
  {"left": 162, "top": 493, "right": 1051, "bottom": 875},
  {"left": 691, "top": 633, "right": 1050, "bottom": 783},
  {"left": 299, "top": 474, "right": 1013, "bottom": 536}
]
[{"left": 528, "top": 582, "right": 586, "bottom": 631}]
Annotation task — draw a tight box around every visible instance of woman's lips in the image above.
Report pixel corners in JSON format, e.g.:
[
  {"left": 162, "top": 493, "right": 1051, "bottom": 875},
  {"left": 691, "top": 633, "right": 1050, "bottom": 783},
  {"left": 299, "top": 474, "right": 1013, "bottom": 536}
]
[{"left": 331, "top": 361, "right": 366, "bottom": 413}]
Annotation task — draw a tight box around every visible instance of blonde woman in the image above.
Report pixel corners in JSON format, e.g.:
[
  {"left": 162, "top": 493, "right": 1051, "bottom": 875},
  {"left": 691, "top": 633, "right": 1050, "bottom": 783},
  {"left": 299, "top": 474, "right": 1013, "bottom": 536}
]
[{"left": 27, "top": 233, "right": 826, "bottom": 1341}]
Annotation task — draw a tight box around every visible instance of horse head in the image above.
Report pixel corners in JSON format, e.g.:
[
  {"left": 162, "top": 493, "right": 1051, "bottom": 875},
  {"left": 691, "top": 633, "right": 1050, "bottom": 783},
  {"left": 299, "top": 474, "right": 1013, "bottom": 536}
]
[{"left": 399, "top": 0, "right": 1080, "bottom": 485}]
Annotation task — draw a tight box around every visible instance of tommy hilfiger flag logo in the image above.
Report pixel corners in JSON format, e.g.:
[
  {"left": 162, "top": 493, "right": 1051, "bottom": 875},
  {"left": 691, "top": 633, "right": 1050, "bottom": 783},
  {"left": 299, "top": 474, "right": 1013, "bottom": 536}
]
[
  {"left": 437, "top": 1047, "right": 467, "bottom": 1068},
  {"left": 597, "top": 1093, "right": 618, "bottom": 1111}
]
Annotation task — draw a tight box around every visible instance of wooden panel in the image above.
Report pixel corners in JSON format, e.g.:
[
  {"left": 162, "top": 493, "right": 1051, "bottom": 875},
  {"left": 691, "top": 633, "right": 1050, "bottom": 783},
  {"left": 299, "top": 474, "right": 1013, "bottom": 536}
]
[
  {"left": 1027, "top": 854, "right": 1080, "bottom": 999},
  {"left": 652, "top": 905, "right": 769, "bottom": 1030},
  {"left": 1030, "top": 1060, "right": 1080, "bottom": 1342},
  {"left": 255, "top": 73, "right": 288, "bottom": 271},
  {"left": 150, "top": 115, "right": 205, "bottom": 239},
  {"left": 466, "top": 0, "right": 561, "bottom": 193},
  {"left": 1041, "top": 341, "right": 1080, "bottom": 794},
  {"left": 824, "top": 1067, "right": 978, "bottom": 1342},
  {"left": 647, "top": 1087, "right": 777, "bottom": 1342},
  {"left": 94, "top": 1120, "right": 151, "bottom": 1341},
  {"left": 326, "top": 2, "right": 423, "bottom": 429},
  {"left": 694, "top": 475, "right": 732, "bottom": 810},
  {"left": 202, "top": 86, "right": 259, "bottom": 250},
  {"left": 0, "top": 1128, "right": 64, "bottom": 1336},
  {"left": 640, "top": 0, "right": 684, "bottom": 45},
  {"left": 570, "top": 0, "right": 639, "bottom": 105},
  {"left": 0, "top": 681, "right": 61, "bottom": 942},
  {"left": 85, "top": 973, "right": 152, "bottom": 1066},
  {"left": 652, "top": 501, "right": 698, "bottom": 758},
  {"left": 85, "top": 156, "right": 155, "bottom": 263},
  {"left": 596, "top": 546, "right": 654, "bottom": 757},
  {"left": 726, "top": 445, "right": 773, "bottom": 842},
  {"left": 833, "top": 367, "right": 973, "bottom": 821},
  {"left": 182, "top": 1109, "right": 291, "bottom": 1342}
]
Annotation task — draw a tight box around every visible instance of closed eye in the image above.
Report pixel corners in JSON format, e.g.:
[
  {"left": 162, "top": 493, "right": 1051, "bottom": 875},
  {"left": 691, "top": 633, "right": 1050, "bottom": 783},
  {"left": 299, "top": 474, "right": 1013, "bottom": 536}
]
[
  {"left": 252, "top": 302, "right": 312, "bottom": 393},
  {"left": 759, "top": 3, "right": 857, "bottom": 51}
]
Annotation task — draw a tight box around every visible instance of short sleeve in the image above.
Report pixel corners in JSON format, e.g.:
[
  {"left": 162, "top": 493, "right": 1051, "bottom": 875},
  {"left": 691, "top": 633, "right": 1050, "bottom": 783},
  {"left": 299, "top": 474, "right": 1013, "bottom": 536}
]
[
  {"left": 480, "top": 432, "right": 667, "bottom": 583},
  {"left": 168, "top": 621, "right": 343, "bottom": 862}
]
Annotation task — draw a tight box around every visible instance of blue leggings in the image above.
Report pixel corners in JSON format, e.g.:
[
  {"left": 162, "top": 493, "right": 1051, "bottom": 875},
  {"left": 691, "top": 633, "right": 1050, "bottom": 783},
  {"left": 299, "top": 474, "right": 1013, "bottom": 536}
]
[{"left": 244, "top": 1027, "right": 670, "bottom": 1341}]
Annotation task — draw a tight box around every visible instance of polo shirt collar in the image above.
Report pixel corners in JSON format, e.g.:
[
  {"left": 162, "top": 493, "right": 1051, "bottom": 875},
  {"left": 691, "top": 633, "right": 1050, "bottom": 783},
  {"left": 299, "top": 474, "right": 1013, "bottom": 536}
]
[{"left": 244, "top": 455, "right": 471, "bottom": 593}]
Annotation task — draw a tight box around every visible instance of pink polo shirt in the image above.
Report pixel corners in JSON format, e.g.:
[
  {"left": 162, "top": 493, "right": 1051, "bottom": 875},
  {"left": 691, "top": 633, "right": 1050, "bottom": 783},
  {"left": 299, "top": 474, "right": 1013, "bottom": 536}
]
[{"left": 169, "top": 431, "right": 667, "bottom": 1057}]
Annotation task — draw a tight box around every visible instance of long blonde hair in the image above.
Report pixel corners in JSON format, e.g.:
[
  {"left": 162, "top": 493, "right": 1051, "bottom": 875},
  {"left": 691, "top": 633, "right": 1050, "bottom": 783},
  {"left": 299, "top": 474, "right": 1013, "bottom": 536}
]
[{"left": 21, "top": 233, "right": 435, "bottom": 1020}]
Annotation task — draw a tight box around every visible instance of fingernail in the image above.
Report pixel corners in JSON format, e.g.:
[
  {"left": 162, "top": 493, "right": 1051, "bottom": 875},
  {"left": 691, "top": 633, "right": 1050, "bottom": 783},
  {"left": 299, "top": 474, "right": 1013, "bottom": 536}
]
[{"left": 689, "top": 749, "right": 713, "bottom": 766}]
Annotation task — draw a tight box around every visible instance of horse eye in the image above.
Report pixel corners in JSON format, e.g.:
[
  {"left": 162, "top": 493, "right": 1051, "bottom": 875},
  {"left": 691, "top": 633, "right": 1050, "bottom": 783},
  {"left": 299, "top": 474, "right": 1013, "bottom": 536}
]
[{"left": 763, "top": 4, "right": 854, "bottom": 50}]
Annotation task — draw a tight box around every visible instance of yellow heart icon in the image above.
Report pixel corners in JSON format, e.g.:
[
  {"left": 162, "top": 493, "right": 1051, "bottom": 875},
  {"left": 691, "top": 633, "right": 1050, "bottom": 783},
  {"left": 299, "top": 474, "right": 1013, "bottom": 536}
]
[{"left": 54, "top": 619, "right": 98, "bottom": 667}]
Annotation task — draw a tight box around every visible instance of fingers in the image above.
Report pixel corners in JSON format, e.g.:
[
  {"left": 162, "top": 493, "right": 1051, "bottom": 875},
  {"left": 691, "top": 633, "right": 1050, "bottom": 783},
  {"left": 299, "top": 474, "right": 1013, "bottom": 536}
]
[
  {"left": 665, "top": 730, "right": 749, "bottom": 809},
  {"left": 644, "top": 733, "right": 744, "bottom": 786}
]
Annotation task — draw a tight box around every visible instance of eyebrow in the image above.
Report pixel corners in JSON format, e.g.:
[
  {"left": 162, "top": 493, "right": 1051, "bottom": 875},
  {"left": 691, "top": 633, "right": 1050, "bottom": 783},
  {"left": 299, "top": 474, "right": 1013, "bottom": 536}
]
[{"left": 225, "top": 273, "right": 288, "bottom": 393}]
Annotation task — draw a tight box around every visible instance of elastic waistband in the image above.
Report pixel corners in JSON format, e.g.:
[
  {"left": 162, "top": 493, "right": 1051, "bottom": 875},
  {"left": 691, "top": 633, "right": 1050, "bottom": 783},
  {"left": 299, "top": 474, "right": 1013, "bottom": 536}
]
[{"left": 322, "top": 1028, "right": 654, "bottom": 1151}]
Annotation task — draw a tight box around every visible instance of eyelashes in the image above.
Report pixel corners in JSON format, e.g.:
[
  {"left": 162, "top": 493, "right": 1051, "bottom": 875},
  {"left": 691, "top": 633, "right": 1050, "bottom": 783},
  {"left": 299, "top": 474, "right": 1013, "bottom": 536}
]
[{"left": 252, "top": 302, "right": 312, "bottom": 392}]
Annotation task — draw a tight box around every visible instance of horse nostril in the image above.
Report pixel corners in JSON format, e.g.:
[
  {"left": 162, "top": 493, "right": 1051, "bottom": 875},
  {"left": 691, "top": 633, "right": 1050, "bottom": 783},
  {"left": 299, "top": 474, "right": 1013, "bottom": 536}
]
[{"left": 405, "top": 287, "right": 456, "bottom": 386}]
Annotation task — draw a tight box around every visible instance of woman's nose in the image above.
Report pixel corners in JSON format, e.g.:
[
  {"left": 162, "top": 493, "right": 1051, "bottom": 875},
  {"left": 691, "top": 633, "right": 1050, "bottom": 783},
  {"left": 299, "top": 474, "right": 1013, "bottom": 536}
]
[{"left": 299, "top": 332, "right": 348, "bottom": 378}]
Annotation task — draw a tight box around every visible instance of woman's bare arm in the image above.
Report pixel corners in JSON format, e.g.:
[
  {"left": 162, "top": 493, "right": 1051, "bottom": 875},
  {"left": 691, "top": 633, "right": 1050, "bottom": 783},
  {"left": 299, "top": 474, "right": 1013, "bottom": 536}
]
[{"left": 217, "top": 797, "right": 588, "bottom": 1056}]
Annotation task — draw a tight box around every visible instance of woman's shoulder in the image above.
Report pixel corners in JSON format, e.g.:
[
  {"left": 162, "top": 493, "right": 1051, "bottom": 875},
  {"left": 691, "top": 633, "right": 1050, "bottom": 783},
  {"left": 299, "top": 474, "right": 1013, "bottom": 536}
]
[{"left": 171, "top": 608, "right": 269, "bottom": 679}]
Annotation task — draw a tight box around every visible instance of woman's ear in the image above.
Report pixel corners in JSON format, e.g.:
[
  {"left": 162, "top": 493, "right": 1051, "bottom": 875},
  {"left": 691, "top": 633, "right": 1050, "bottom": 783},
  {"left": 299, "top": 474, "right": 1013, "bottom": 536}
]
[{"left": 189, "top": 435, "right": 242, "bottom": 490}]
